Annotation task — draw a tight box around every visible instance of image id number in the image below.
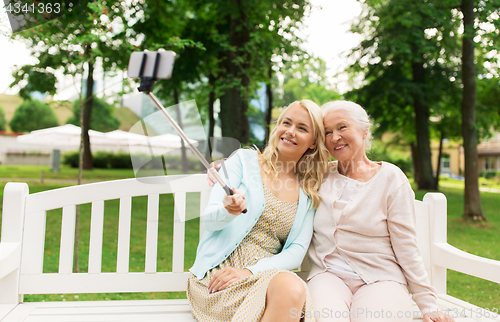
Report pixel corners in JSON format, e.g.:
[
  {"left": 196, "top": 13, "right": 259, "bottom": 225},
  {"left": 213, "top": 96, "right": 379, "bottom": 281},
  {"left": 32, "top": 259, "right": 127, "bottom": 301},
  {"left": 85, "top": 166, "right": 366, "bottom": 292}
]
[{"left": 6, "top": 2, "right": 61, "bottom": 15}]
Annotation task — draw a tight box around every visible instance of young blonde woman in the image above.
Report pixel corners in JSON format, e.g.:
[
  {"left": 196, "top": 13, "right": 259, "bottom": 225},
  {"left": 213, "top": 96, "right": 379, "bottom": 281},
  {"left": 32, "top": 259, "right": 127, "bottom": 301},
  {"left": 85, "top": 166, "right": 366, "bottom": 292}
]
[{"left": 188, "top": 100, "right": 330, "bottom": 322}]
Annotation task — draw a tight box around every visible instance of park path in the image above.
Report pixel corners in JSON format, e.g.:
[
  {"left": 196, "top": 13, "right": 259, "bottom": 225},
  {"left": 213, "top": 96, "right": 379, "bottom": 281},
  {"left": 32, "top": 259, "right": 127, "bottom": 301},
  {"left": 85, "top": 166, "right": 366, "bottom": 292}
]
[{"left": 439, "top": 181, "right": 500, "bottom": 193}]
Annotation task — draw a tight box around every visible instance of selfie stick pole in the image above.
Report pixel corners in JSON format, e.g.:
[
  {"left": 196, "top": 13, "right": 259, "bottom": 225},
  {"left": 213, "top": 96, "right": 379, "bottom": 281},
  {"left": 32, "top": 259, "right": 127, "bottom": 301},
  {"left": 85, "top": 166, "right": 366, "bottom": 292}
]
[{"left": 136, "top": 53, "right": 247, "bottom": 213}]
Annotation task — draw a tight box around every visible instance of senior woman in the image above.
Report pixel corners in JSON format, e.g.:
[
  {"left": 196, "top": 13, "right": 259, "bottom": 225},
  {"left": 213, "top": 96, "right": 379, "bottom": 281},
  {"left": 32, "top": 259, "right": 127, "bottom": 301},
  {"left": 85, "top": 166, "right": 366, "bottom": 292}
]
[{"left": 307, "top": 100, "right": 453, "bottom": 322}]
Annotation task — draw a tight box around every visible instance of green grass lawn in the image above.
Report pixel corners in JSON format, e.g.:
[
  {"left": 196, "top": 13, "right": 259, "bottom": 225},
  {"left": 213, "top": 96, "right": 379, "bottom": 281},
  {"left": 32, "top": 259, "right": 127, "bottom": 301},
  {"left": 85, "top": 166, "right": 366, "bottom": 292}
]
[
  {"left": 0, "top": 168, "right": 499, "bottom": 308},
  {"left": 438, "top": 175, "right": 500, "bottom": 191},
  {"left": 0, "top": 164, "right": 136, "bottom": 181}
]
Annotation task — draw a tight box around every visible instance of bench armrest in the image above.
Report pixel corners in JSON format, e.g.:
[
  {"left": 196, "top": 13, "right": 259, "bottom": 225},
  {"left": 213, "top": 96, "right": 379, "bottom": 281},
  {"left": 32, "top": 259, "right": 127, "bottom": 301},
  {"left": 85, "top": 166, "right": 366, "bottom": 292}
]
[
  {"left": 432, "top": 242, "right": 500, "bottom": 284},
  {"left": 0, "top": 242, "right": 22, "bottom": 281}
]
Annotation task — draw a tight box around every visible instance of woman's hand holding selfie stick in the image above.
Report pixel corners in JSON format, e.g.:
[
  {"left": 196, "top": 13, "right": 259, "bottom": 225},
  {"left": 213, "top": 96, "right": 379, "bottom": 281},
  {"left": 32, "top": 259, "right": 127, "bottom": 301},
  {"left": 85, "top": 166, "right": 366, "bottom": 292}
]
[{"left": 208, "top": 160, "right": 246, "bottom": 215}]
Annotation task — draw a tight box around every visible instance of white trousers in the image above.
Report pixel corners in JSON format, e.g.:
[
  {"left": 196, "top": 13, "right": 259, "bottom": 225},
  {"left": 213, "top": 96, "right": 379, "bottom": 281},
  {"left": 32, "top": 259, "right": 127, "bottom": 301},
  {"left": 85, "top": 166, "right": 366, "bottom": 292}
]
[{"left": 307, "top": 272, "right": 415, "bottom": 322}]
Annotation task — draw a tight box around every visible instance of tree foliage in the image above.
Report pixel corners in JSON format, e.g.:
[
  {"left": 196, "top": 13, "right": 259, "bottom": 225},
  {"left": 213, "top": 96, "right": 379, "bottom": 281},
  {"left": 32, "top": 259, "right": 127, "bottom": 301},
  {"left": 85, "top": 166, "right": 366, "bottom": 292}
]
[
  {"left": 131, "top": 0, "right": 312, "bottom": 150},
  {"left": 9, "top": 100, "right": 59, "bottom": 132},
  {"left": 9, "top": 0, "right": 138, "bottom": 169},
  {"left": 66, "top": 98, "right": 120, "bottom": 132},
  {"left": 275, "top": 55, "right": 340, "bottom": 107},
  {"left": 346, "top": 0, "right": 463, "bottom": 190},
  {"left": 347, "top": 0, "right": 500, "bottom": 220}
]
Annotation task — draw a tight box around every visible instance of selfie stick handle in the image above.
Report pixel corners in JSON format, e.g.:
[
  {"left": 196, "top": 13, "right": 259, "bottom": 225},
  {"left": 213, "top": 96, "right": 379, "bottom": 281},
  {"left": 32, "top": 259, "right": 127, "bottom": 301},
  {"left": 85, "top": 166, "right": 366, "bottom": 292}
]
[{"left": 137, "top": 53, "right": 246, "bottom": 213}]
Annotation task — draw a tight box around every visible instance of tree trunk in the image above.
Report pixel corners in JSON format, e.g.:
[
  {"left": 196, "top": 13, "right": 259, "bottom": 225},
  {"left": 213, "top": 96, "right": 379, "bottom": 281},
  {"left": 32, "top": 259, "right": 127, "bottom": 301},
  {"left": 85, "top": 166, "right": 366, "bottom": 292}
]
[
  {"left": 461, "top": 0, "right": 485, "bottom": 221},
  {"left": 206, "top": 73, "right": 216, "bottom": 161},
  {"left": 174, "top": 89, "right": 188, "bottom": 172},
  {"left": 75, "top": 92, "right": 84, "bottom": 273},
  {"left": 83, "top": 56, "right": 94, "bottom": 170},
  {"left": 218, "top": 0, "right": 250, "bottom": 154},
  {"left": 410, "top": 142, "right": 421, "bottom": 187},
  {"left": 411, "top": 59, "right": 435, "bottom": 190},
  {"left": 434, "top": 130, "right": 444, "bottom": 190},
  {"left": 265, "top": 64, "right": 273, "bottom": 144}
]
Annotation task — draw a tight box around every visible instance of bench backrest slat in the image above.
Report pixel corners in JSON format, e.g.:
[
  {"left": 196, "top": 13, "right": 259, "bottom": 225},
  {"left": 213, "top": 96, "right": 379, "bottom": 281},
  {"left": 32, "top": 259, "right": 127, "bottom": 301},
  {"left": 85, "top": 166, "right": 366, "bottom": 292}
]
[
  {"left": 172, "top": 192, "right": 186, "bottom": 273},
  {"left": 14, "top": 175, "right": 213, "bottom": 295},
  {"left": 88, "top": 200, "right": 105, "bottom": 274},
  {"left": 199, "top": 190, "right": 210, "bottom": 240},
  {"left": 59, "top": 205, "right": 76, "bottom": 274},
  {"left": 116, "top": 196, "right": 132, "bottom": 273},
  {"left": 21, "top": 210, "right": 46, "bottom": 275},
  {"left": 145, "top": 194, "right": 160, "bottom": 273},
  {"left": 414, "top": 200, "right": 432, "bottom": 280}
]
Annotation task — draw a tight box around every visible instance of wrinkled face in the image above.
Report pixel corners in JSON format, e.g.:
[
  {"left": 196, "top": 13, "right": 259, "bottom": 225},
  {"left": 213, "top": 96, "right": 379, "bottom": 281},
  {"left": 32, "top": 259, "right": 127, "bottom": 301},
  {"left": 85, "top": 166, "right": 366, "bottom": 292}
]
[
  {"left": 324, "top": 109, "right": 366, "bottom": 162},
  {"left": 275, "top": 103, "right": 316, "bottom": 160}
]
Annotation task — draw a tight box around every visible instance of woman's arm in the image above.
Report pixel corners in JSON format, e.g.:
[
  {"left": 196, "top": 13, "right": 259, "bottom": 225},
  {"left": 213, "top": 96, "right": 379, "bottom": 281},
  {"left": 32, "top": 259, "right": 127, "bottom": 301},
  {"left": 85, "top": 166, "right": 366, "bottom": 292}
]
[
  {"left": 387, "top": 181, "right": 439, "bottom": 314},
  {"left": 201, "top": 151, "right": 245, "bottom": 231},
  {"left": 246, "top": 205, "right": 315, "bottom": 274}
]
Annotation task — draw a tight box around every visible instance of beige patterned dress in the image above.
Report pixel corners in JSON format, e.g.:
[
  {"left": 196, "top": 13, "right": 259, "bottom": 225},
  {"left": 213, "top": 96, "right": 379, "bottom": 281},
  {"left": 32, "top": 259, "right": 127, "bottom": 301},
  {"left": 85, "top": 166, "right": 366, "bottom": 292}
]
[{"left": 187, "top": 182, "right": 315, "bottom": 322}]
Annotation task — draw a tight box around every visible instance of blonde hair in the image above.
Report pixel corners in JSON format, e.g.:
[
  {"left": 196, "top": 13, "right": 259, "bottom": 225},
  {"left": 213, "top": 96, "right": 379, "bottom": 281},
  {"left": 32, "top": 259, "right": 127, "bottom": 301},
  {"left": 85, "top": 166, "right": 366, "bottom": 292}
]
[
  {"left": 322, "top": 100, "right": 373, "bottom": 150},
  {"left": 258, "top": 99, "right": 330, "bottom": 208}
]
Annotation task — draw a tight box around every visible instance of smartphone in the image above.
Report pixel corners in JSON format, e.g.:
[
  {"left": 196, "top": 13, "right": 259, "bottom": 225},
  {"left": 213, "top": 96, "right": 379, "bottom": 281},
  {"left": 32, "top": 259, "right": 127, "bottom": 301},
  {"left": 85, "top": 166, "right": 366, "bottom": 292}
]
[{"left": 128, "top": 51, "right": 176, "bottom": 79}]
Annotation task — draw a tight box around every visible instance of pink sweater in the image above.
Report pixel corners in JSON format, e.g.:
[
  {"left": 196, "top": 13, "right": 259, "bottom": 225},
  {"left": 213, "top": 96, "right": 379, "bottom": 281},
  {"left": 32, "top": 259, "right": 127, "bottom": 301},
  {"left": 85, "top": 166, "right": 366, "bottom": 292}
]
[{"left": 307, "top": 161, "right": 439, "bottom": 313}]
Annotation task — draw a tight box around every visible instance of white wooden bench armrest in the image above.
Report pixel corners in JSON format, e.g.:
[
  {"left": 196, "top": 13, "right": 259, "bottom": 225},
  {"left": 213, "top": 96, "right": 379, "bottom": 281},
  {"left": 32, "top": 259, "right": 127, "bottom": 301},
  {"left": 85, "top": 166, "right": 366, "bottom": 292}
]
[
  {"left": 433, "top": 242, "right": 500, "bottom": 284},
  {"left": 0, "top": 242, "right": 21, "bottom": 280},
  {"left": 0, "top": 242, "right": 23, "bottom": 319}
]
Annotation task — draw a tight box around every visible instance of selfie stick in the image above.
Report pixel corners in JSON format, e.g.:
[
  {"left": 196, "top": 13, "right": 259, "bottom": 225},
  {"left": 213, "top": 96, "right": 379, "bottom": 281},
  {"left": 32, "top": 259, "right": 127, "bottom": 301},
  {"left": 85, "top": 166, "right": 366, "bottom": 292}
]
[{"left": 136, "top": 52, "right": 247, "bottom": 213}]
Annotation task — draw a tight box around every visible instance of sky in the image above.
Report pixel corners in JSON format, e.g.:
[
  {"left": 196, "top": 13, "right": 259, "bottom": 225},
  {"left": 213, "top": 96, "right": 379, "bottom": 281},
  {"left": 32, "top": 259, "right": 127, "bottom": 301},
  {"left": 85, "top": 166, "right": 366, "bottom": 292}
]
[{"left": 0, "top": 0, "right": 362, "bottom": 96}]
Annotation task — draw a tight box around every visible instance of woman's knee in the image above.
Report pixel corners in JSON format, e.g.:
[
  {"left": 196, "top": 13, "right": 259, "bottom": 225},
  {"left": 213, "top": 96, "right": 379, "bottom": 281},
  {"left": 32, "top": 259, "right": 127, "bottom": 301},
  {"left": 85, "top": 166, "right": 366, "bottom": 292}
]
[
  {"left": 351, "top": 281, "right": 413, "bottom": 322},
  {"left": 268, "top": 273, "right": 306, "bottom": 304}
]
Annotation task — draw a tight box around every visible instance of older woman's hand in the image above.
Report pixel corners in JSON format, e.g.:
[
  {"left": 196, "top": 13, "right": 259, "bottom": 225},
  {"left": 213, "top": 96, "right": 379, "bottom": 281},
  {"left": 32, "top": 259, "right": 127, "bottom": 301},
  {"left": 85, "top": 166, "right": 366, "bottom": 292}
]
[
  {"left": 424, "top": 311, "right": 455, "bottom": 322},
  {"left": 207, "top": 159, "right": 227, "bottom": 187}
]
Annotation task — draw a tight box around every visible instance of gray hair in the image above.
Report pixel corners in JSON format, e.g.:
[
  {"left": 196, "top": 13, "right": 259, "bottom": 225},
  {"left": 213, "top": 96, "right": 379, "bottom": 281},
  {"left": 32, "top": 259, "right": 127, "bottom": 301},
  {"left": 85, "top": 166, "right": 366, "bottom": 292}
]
[{"left": 321, "top": 100, "right": 373, "bottom": 150}]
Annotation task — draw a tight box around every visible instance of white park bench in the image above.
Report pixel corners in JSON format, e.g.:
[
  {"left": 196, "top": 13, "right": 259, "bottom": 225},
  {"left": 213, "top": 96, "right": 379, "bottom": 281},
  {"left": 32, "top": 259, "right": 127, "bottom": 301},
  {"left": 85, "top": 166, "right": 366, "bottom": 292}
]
[{"left": 0, "top": 174, "right": 499, "bottom": 321}]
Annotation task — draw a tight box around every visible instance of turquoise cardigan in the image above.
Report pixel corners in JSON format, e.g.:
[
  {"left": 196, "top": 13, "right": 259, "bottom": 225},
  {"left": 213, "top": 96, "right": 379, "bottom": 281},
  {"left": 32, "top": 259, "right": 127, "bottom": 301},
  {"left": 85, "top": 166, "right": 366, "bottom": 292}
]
[{"left": 189, "top": 149, "right": 315, "bottom": 279}]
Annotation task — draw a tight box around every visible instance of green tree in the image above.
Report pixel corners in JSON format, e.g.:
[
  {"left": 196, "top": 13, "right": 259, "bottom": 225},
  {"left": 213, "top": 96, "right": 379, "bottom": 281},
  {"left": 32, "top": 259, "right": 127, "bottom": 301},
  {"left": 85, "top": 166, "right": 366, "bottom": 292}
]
[
  {"left": 132, "top": 0, "right": 311, "bottom": 156},
  {"left": 0, "top": 105, "right": 6, "bottom": 131},
  {"left": 346, "top": 0, "right": 461, "bottom": 190},
  {"left": 457, "top": 0, "right": 500, "bottom": 221},
  {"left": 9, "top": 100, "right": 59, "bottom": 132},
  {"left": 347, "top": 0, "right": 499, "bottom": 219},
  {"left": 275, "top": 55, "right": 340, "bottom": 108},
  {"left": 9, "top": 1, "right": 137, "bottom": 273},
  {"left": 215, "top": 0, "right": 312, "bottom": 147},
  {"left": 66, "top": 98, "right": 120, "bottom": 132},
  {"left": 10, "top": 1, "right": 135, "bottom": 170}
]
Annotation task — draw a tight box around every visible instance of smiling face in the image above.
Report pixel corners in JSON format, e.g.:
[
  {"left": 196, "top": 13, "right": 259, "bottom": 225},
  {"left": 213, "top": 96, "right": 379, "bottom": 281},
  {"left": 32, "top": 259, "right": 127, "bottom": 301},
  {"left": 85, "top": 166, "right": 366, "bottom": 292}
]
[
  {"left": 324, "top": 109, "right": 367, "bottom": 163},
  {"left": 275, "top": 103, "right": 316, "bottom": 161}
]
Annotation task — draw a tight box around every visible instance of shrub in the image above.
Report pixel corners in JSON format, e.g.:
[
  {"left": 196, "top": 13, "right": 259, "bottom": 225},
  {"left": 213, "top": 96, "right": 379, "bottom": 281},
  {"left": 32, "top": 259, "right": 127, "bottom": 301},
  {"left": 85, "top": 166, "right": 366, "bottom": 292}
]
[
  {"left": 62, "top": 150, "right": 203, "bottom": 172},
  {"left": 93, "top": 151, "right": 111, "bottom": 168},
  {"left": 64, "top": 151, "right": 144, "bottom": 169},
  {"left": 109, "top": 152, "right": 133, "bottom": 169},
  {"left": 9, "top": 100, "right": 59, "bottom": 132},
  {"left": 62, "top": 151, "right": 79, "bottom": 168},
  {"left": 366, "top": 146, "right": 413, "bottom": 176},
  {"left": 479, "top": 170, "right": 499, "bottom": 180}
]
